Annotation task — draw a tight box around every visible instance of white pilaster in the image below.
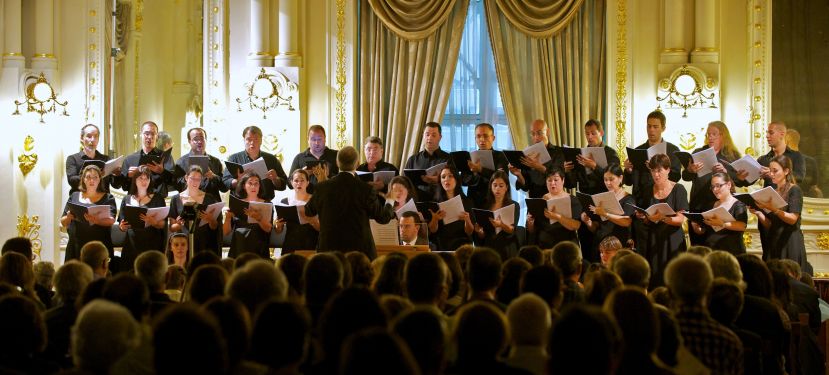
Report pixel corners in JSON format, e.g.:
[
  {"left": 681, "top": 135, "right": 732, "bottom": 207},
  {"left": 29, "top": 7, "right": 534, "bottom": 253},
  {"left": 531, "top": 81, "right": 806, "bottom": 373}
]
[
  {"left": 248, "top": 0, "right": 273, "bottom": 67},
  {"left": 3, "top": 0, "right": 25, "bottom": 69},
  {"left": 691, "top": 0, "right": 719, "bottom": 63},
  {"left": 274, "top": 0, "right": 302, "bottom": 67},
  {"left": 32, "top": 0, "right": 57, "bottom": 70},
  {"left": 661, "top": 0, "right": 688, "bottom": 64}
]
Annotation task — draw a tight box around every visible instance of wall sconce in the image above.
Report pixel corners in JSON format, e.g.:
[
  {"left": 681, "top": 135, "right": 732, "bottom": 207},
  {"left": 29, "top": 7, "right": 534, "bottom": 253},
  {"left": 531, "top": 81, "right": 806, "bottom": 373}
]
[
  {"left": 12, "top": 73, "right": 69, "bottom": 123},
  {"left": 235, "top": 68, "right": 297, "bottom": 119},
  {"left": 656, "top": 65, "right": 717, "bottom": 118}
]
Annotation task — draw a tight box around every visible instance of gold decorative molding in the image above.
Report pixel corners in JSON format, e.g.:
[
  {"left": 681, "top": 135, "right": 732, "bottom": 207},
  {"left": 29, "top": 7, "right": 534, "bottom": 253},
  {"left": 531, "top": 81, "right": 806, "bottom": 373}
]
[
  {"left": 17, "top": 136, "right": 38, "bottom": 177},
  {"left": 334, "top": 0, "right": 347, "bottom": 149},
  {"left": 743, "top": 232, "right": 752, "bottom": 247},
  {"left": 748, "top": 0, "right": 770, "bottom": 157},
  {"left": 132, "top": 0, "right": 143, "bottom": 146},
  {"left": 33, "top": 53, "right": 56, "bottom": 58},
  {"left": 614, "top": 0, "right": 628, "bottom": 161},
  {"left": 3, "top": 52, "right": 23, "bottom": 56},
  {"left": 263, "top": 129, "right": 287, "bottom": 162},
  {"left": 17, "top": 215, "right": 42, "bottom": 260},
  {"left": 818, "top": 233, "right": 829, "bottom": 250}
]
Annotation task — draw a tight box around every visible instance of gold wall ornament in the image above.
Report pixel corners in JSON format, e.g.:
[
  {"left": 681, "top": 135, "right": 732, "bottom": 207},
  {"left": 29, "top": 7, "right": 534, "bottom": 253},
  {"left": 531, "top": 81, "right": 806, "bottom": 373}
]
[
  {"left": 263, "top": 130, "right": 287, "bottom": 162},
  {"left": 818, "top": 233, "right": 829, "bottom": 250},
  {"left": 235, "top": 69, "right": 297, "bottom": 119},
  {"left": 614, "top": 0, "right": 628, "bottom": 162},
  {"left": 335, "top": 0, "right": 347, "bottom": 149},
  {"left": 745, "top": 147, "right": 756, "bottom": 157},
  {"left": 12, "top": 73, "right": 69, "bottom": 123},
  {"left": 17, "top": 135, "right": 38, "bottom": 177},
  {"left": 747, "top": 0, "right": 770, "bottom": 157},
  {"left": 656, "top": 65, "right": 718, "bottom": 118},
  {"left": 743, "top": 232, "right": 752, "bottom": 247},
  {"left": 17, "top": 215, "right": 42, "bottom": 260},
  {"left": 679, "top": 132, "right": 698, "bottom": 151}
]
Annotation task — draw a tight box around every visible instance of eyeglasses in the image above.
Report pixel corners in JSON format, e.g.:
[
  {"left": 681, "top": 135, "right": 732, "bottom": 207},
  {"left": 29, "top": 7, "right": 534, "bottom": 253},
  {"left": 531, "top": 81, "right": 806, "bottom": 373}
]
[{"left": 710, "top": 183, "right": 728, "bottom": 191}]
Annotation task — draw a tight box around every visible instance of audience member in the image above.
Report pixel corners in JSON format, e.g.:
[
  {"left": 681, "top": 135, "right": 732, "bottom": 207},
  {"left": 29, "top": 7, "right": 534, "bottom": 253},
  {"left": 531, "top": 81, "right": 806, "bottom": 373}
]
[
  {"left": 317, "top": 287, "right": 387, "bottom": 375},
  {"left": 520, "top": 265, "right": 563, "bottom": 313},
  {"left": 33, "top": 261, "right": 55, "bottom": 308},
  {"left": 393, "top": 307, "right": 448, "bottom": 375},
  {"left": 0, "top": 295, "right": 57, "bottom": 374},
  {"left": 686, "top": 245, "right": 712, "bottom": 257},
  {"left": 304, "top": 253, "right": 344, "bottom": 325},
  {"left": 80, "top": 240, "right": 110, "bottom": 279},
  {"left": 277, "top": 252, "right": 308, "bottom": 298},
  {"left": 153, "top": 304, "right": 227, "bottom": 375},
  {"left": 233, "top": 252, "right": 261, "bottom": 271},
  {"left": 603, "top": 287, "right": 673, "bottom": 374},
  {"left": 71, "top": 299, "right": 141, "bottom": 375},
  {"left": 584, "top": 269, "right": 622, "bottom": 306},
  {"left": 1, "top": 236, "right": 34, "bottom": 260},
  {"left": 203, "top": 297, "right": 265, "bottom": 374},
  {"left": 249, "top": 299, "right": 311, "bottom": 374},
  {"left": 346, "top": 251, "right": 373, "bottom": 287},
  {"left": 226, "top": 259, "right": 288, "bottom": 315},
  {"left": 380, "top": 294, "right": 414, "bottom": 321},
  {"left": 405, "top": 253, "right": 448, "bottom": 309},
  {"left": 373, "top": 254, "right": 407, "bottom": 297},
  {"left": 184, "top": 264, "right": 227, "bottom": 304},
  {"left": 548, "top": 305, "right": 621, "bottom": 375},
  {"left": 451, "top": 301, "right": 530, "bottom": 375},
  {"left": 551, "top": 241, "right": 584, "bottom": 306},
  {"left": 517, "top": 245, "right": 544, "bottom": 267},
  {"left": 707, "top": 279, "right": 764, "bottom": 375},
  {"left": 163, "top": 265, "right": 185, "bottom": 302},
  {"left": 504, "top": 294, "right": 551, "bottom": 375},
  {"left": 186, "top": 250, "right": 222, "bottom": 276},
  {"left": 0, "top": 252, "right": 41, "bottom": 305},
  {"left": 437, "top": 252, "right": 464, "bottom": 310},
  {"left": 134, "top": 250, "right": 173, "bottom": 317},
  {"left": 496, "top": 257, "right": 531, "bottom": 306},
  {"left": 456, "top": 248, "right": 505, "bottom": 312},
  {"left": 44, "top": 261, "right": 93, "bottom": 367},
  {"left": 340, "top": 328, "right": 420, "bottom": 375},
  {"left": 612, "top": 251, "right": 650, "bottom": 290}
]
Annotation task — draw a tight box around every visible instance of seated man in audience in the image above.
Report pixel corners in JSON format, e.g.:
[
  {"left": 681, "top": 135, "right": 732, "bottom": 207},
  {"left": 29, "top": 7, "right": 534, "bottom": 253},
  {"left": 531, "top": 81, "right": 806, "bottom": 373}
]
[
  {"left": 552, "top": 241, "right": 585, "bottom": 306},
  {"left": 399, "top": 211, "right": 435, "bottom": 250},
  {"left": 404, "top": 252, "right": 448, "bottom": 310},
  {"left": 289, "top": 124, "right": 339, "bottom": 193},
  {"left": 80, "top": 241, "right": 110, "bottom": 279},
  {"left": 227, "top": 260, "right": 289, "bottom": 316},
  {"left": 71, "top": 300, "right": 141, "bottom": 375},
  {"left": 33, "top": 261, "right": 55, "bottom": 308},
  {"left": 665, "top": 253, "right": 743, "bottom": 374},
  {"left": 450, "top": 248, "right": 505, "bottom": 313},
  {"left": 707, "top": 279, "right": 764, "bottom": 375},
  {"left": 520, "top": 265, "right": 563, "bottom": 314},
  {"left": 772, "top": 259, "right": 820, "bottom": 333},
  {"left": 134, "top": 251, "right": 173, "bottom": 318},
  {"left": 504, "top": 293, "right": 551, "bottom": 375},
  {"left": 611, "top": 251, "right": 650, "bottom": 290},
  {"left": 597, "top": 236, "right": 623, "bottom": 267},
  {"left": 1, "top": 236, "right": 34, "bottom": 261},
  {"left": 45, "top": 261, "right": 94, "bottom": 367}
]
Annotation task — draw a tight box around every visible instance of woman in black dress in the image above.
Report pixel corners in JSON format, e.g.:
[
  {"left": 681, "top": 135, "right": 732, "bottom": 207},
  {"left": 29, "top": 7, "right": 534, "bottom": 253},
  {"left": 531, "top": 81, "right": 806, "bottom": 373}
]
[
  {"left": 274, "top": 169, "right": 320, "bottom": 254},
  {"left": 527, "top": 167, "right": 581, "bottom": 249},
  {"left": 117, "top": 166, "right": 167, "bottom": 272},
  {"left": 474, "top": 170, "right": 520, "bottom": 259},
  {"left": 580, "top": 163, "right": 635, "bottom": 256},
  {"left": 752, "top": 155, "right": 807, "bottom": 269},
  {"left": 223, "top": 171, "right": 273, "bottom": 258},
  {"left": 689, "top": 172, "right": 747, "bottom": 254},
  {"left": 59, "top": 165, "right": 117, "bottom": 262},
  {"left": 682, "top": 121, "right": 746, "bottom": 245},
  {"left": 428, "top": 165, "right": 473, "bottom": 251},
  {"left": 386, "top": 176, "right": 418, "bottom": 213},
  {"left": 168, "top": 165, "right": 222, "bottom": 255},
  {"left": 634, "top": 154, "right": 688, "bottom": 289}
]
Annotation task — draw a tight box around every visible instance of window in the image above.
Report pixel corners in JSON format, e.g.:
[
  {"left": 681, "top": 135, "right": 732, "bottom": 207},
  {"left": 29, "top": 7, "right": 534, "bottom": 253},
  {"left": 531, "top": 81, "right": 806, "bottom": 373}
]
[{"left": 441, "top": 0, "right": 512, "bottom": 152}]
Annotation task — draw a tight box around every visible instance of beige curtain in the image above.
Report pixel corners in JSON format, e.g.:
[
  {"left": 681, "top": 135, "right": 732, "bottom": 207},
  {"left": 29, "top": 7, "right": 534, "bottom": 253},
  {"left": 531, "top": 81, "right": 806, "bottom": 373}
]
[
  {"left": 367, "top": 0, "right": 457, "bottom": 41},
  {"left": 486, "top": 0, "right": 605, "bottom": 149},
  {"left": 359, "top": 0, "right": 469, "bottom": 168}
]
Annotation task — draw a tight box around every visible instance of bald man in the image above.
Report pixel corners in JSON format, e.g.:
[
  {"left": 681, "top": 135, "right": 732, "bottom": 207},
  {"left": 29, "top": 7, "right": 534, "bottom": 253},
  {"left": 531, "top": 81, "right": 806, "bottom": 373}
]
[
  {"left": 509, "top": 119, "right": 569, "bottom": 198},
  {"left": 754, "top": 121, "right": 804, "bottom": 188}
]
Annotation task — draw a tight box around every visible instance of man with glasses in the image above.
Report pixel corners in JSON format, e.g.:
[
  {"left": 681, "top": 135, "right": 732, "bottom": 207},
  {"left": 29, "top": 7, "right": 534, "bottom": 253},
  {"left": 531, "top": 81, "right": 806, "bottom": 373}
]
[
  {"left": 174, "top": 128, "right": 227, "bottom": 197},
  {"left": 222, "top": 125, "right": 287, "bottom": 201},
  {"left": 121, "top": 121, "right": 175, "bottom": 196}
]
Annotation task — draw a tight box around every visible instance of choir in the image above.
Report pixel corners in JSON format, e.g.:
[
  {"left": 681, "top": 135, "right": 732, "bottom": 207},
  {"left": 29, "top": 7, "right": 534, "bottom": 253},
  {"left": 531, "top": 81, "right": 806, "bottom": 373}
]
[{"left": 60, "top": 114, "right": 809, "bottom": 280}]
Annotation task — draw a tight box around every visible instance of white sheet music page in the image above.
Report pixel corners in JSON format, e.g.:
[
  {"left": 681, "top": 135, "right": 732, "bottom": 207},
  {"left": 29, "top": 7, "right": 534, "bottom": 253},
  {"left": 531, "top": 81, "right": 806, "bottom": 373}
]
[{"left": 438, "top": 195, "right": 465, "bottom": 225}]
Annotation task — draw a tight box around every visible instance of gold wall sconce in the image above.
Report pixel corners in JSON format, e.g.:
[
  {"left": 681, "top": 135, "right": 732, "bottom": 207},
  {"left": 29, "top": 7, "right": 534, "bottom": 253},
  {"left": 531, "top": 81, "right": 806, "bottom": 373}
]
[
  {"left": 235, "top": 68, "right": 297, "bottom": 119},
  {"left": 12, "top": 72, "right": 69, "bottom": 123},
  {"left": 656, "top": 65, "right": 717, "bottom": 118}
]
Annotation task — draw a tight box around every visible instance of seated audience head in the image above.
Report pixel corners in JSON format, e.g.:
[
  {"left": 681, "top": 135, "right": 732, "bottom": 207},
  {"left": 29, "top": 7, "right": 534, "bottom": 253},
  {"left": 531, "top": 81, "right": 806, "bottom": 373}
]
[
  {"left": 648, "top": 286, "right": 673, "bottom": 307},
  {"left": 380, "top": 294, "right": 414, "bottom": 321},
  {"left": 80, "top": 240, "right": 109, "bottom": 278},
  {"left": 33, "top": 261, "right": 55, "bottom": 291},
  {"left": 233, "top": 252, "right": 261, "bottom": 271},
  {"left": 319, "top": 287, "right": 387, "bottom": 370},
  {"left": 203, "top": 297, "right": 252, "bottom": 370},
  {"left": 552, "top": 241, "right": 582, "bottom": 280},
  {"left": 277, "top": 253, "right": 307, "bottom": 298},
  {"left": 331, "top": 251, "right": 353, "bottom": 287},
  {"left": 548, "top": 305, "right": 621, "bottom": 374},
  {"left": 707, "top": 278, "right": 744, "bottom": 326},
  {"left": 664, "top": 253, "right": 713, "bottom": 305},
  {"left": 736, "top": 254, "right": 773, "bottom": 299},
  {"left": 0, "top": 295, "right": 46, "bottom": 359},
  {"left": 165, "top": 265, "right": 186, "bottom": 291},
  {"left": 496, "top": 257, "right": 531, "bottom": 306},
  {"left": 518, "top": 245, "right": 544, "bottom": 267},
  {"left": 705, "top": 251, "right": 745, "bottom": 286},
  {"left": 373, "top": 254, "right": 407, "bottom": 297},
  {"left": 585, "top": 269, "right": 623, "bottom": 306},
  {"left": 250, "top": 299, "right": 311, "bottom": 371},
  {"left": 1, "top": 236, "right": 33, "bottom": 261},
  {"left": 336, "top": 146, "right": 359, "bottom": 172},
  {"left": 185, "top": 264, "right": 228, "bottom": 304},
  {"left": 521, "top": 265, "right": 564, "bottom": 310},
  {"left": 405, "top": 252, "right": 448, "bottom": 307},
  {"left": 220, "top": 258, "right": 235, "bottom": 274},
  {"left": 453, "top": 301, "right": 509, "bottom": 369},
  {"left": 437, "top": 252, "right": 463, "bottom": 301},
  {"left": 346, "top": 251, "right": 373, "bottom": 287},
  {"left": 608, "top": 248, "right": 634, "bottom": 268},
  {"left": 103, "top": 273, "right": 150, "bottom": 322},
  {"left": 71, "top": 299, "right": 141, "bottom": 374},
  {"left": 687, "top": 245, "right": 713, "bottom": 257},
  {"left": 507, "top": 293, "right": 551, "bottom": 347},
  {"left": 340, "top": 328, "right": 419, "bottom": 375},
  {"left": 780, "top": 259, "right": 802, "bottom": 279},
  {"left": 0, "top": 252, "right": 36, "bottom": 297},
  {"left": 603, "top": 287, "right": 660, "bottom": 367},
  {"left": 77, "top": 278, "right": 107, "bottom": 309},
  {"left": 153, "top": 304, "right": 227, "bottom": 375},
  {"left": 187, "top": 250, "right": 222, "bottom": 275},
  {"left": 226, "top": 260, "right": 288, "bottom": 315},
  {"left": 134, "top": 250, "right": 168, "bottom": 293},
  {"left": 304, "top": 253, "right": 344, "bottom": 307},
  {"left": 598, "top": 236, "right": 623, "bottom": 266},
  {"left": 53, "top": 261, "right": 94, "bottom": 305},
  {"left": 611, "top": 251, "right": 650, "bottom": 290},
  {"left": 393, "top": 307, "right": 448, "bottom": 375},
  {"left": 467, "top": 248, "right": 502, "bottom": 296}
]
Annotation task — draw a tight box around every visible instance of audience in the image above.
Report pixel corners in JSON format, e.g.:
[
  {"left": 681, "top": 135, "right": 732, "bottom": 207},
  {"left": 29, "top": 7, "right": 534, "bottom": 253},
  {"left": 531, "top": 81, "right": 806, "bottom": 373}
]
[
  {"left": 163, "top": 265, "right": 185, "bottom": 302},
  {"left": 584, "top": 269, "right": 622, "bottom": 306},
  {"left": 405, "top": 252, "right": 448, "bottom": 309},
  {"left": 548, "top": 305, "right": 621, "bottom": 375},
  {"left": 44, "top": 261, "right": 93, "bottom": 367},
  {"left": 153, "top": 304, "right": 227, "bottom": 375},
  {"left": 373, "top": 254, "right": 408, "bottom": 297},
  {"left": 611, "top": 251, "right": 650, "bottom": 290},
  {"left": 455, "top": 248, "right": 505, "bottom": 312},
  {"left": 1, "top": 236, "right": 34, "bottom": 260},
  {"left": 0, "top": 295, "right": 56, "bottom": 374},
  {"left": 185, "top": 264, "right": 228, "bottom": 304},
  {"left": 451, "top": 301, "right": 530, "bottom": 374},
  {"left": 133, "top": 250, "right": 173, "bottom": 317},
  {"left": 496, "top": 257, "right": 532, "bottom": 306},
  {"left": 520, "top": 265, "right": 563, "bottom": 313},
  {"left": 71, "top": 299, "right": 141, "bottom": 374},
  {"left": 249, "top": 299, "right": 311, "bottom": 374},
  {"left": 340, "top": 328, "right": 420, "bottom": 375},
  {"left": 603, "top": 287, "right": 673, "bottom": 374},
  {"left": 79, "top": 240, "right": 110, "bottom": 279},
  {"left": 277, "top": 252, "right": 308, "bottom": 299},
  {"left": 226, "top": 259, "right": 288, "bottom": 315},
  {"left": 33, "top": 261, "right": 55, "bottom": 308},
  {"left": 393, "top": 308, "right": 448, "bottom": 375},
  {"left": 551, "top": 241, "right": 585, "bottom": 306},
  {"left": 504, "top": 294, "right": 551, "bottom": 375}
]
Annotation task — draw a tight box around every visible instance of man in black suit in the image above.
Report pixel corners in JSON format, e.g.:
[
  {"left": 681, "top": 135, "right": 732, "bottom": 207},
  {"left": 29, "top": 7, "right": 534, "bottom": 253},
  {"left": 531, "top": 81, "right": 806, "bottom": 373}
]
[
  {"left": 221, "top": 125, "right": 287, "bottom": 201},
  {"left": 573, "top": 119, "right": 621, "bottom": 194},
  {"left": 121, "top": 121, "right": 175, "bottom": 196},
  {"left": 304, "top": 146, "right": 395, "bottom": 259},
  {"left": 510, "top": 119, "right": 569, "bottom": 198},
  {"left": 288, "top": 124, "right": 339, "bottom": 193},
  {"left": 399, "top": 211, "right": 436, "bottom": 251},
  {"left": 174, "top": 127, "right": 227, "bottom": 197}
]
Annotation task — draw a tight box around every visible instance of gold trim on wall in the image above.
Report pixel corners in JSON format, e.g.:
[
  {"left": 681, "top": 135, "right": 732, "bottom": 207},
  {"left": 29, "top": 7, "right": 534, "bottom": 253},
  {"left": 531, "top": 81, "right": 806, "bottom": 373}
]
[
  {"left": 748, "top": 0, "right": 770, "bottom": 156},
  {"left": 133, "top": 0, "right": 144, "bottom": 147},
  {"left": 17, "top": 215, "right": 42, "bottom": 260},
  {"left": 614, "top": 0, "right": 628, "bottom": 161},
  {"left": 335, "top": 0, "right": 347, "bottom": 149},
  {"left": 17, "top": 136, "right": 38, "bottom": 177}
]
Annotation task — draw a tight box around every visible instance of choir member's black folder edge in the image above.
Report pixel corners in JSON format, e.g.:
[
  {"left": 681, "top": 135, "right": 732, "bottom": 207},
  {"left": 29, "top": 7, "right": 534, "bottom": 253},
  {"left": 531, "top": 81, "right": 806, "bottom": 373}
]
[
  {"left": 121, "top": 205, "right": 149, "bottom": 229},
  {"left": 305, "top": 160, "right": 324, "bottom": 169},
  {"left": 626, "top": 147, "right": 649, "bottom": 170},
  {"left": 403, "top": 169, "right": 428, "bottom": 188},
  {"left": 733, "top": 193, "right": 758, "bottom": 210},
  {"left": 502, "top": 151, "right": 530, "bottom": 171},
  {"left": 683, "top": 212, "right": 706, "bottom": 224},
  {"left": 415, "top": 201, "right": 440, "bottom": 222},
  {"left": 673, "top": 151, "right": 693, "bottom": 168},
  {"left": 275, "top": 205, "right": 300, "bottom": 224},
  {"left": 524, "top": 198, "right": 547, "bottom": 220},
  {"left": 625, "top": 202, "right": 677, "bottom": 217},
  {"left": 229, "top": 195, "right": 249, "bottom": 218},
  {"left": 138, "top": 148, "right": 173, "bottom": 166},
  {"left": 449, "top": 151, "right": 472, "bottom": 174},
  {"left": 575, "top": 192, "right": 602, "bottom": 221},
  {"left": 357, "top": 172, "right": 374, "bottom": 183},
  {"left": 224, "top": 161, "right": 244, "bottom": 178},
  {"left": 471, "top": 208, "right": 495, "bottom": 233},
  {"left": 561, "top": 147, "right": 585, "bottom": 172},
  {"left": 67, "top": 202, "right": 91, "bottom": 223},
  {"left": 180, "top": 201, "right": 205, "bottom": 221},
  {"left": 187, "top": 155, "right": 211, "bottom": 174}
]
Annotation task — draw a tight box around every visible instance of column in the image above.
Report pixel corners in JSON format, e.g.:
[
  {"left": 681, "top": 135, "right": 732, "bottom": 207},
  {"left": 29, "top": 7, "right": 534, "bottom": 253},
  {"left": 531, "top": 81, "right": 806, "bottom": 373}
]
[
  {"left": 248, "top": 0, "right": 273, "bottom": 67},
  {"left": 691, "top": 0, "right": 718, "bottom": 63},
  {"left": 274, "top": 0, "right": 302, "bottom": 66},
  {"left": 32, "top": 0, "right": 57, "bottom": 70},
  {"left": 173, "top": 0, "right": 190, "bottom": 85},
  {"left": 660, "top": 0, "right": 688, "bottom": 64},
  {"left": 3, "top": 0, "right": 25, "bottom": 69}
]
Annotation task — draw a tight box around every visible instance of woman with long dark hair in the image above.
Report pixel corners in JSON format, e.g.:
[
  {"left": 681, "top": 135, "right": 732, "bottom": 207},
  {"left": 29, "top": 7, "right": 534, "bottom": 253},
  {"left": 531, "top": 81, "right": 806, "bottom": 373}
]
[
  {"left": 580, "top": 163, "right": 635, "bottom": 257},
  {"left": 168, "top": 165, "right": 222, "bottom": 255},
  {"left": 428, "top": 165, "right": 474, "bottom": 251},
  {"left": 474, "top": 171, "right": 520, "bottom": 259},
  {"left": 223, "top": 171, "right": 273, "bottom": 258},
  {"left": 118, "top": 165, "right": 167, "bottom": 272},
  {"left": 752, "top": 155, "right": 807, "bottom": 269}
]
